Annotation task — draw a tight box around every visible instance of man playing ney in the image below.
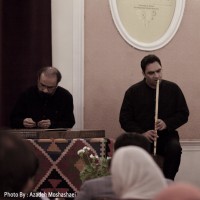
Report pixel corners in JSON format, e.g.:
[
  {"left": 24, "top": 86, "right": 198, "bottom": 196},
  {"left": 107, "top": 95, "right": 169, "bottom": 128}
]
[{"left": 119, "top": 54, "right": 189, "bottom": 180}]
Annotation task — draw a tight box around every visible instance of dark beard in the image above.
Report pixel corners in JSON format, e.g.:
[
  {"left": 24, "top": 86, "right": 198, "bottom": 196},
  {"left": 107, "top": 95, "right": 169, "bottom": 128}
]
[{"left": 39, "top": 91, "right": 53, "bottom": 99}]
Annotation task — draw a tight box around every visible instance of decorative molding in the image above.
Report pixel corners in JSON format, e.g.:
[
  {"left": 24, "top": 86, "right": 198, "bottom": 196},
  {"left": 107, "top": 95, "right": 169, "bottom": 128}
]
[
  {"left": 73, "top": 0, "right": 84, "bottom": 129},
  {"left": 109, "top": 0, "right": 185, "bottom": 51},
  {"left": 180, "top": 139, "right": 200, "bottom": 151}
]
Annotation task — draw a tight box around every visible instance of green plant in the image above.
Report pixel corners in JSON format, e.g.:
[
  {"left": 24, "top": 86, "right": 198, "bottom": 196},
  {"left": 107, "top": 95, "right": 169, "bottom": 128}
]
[{"left": 77, "top": 146, "right": 111, "bottom": 182}]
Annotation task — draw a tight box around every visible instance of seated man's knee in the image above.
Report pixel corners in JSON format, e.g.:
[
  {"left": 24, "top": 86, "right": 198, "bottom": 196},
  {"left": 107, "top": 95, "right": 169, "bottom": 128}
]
[{"left": 166, "top": 139, "right": 182, "bottom": 155}]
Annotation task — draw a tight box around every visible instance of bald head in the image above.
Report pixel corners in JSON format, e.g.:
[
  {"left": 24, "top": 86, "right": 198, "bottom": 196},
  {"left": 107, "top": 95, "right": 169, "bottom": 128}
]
[
  {"left": 37, "top": 66, "right": 62, "bottom": 84},
  {"left": 37, "top": 66, "right": 62, "bottom": 94}
]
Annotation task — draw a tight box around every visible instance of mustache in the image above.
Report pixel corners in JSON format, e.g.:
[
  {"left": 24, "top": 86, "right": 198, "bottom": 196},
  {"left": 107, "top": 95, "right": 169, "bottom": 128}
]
[{"left": 39, "top": 91, "right": 53, "bottom": 98}]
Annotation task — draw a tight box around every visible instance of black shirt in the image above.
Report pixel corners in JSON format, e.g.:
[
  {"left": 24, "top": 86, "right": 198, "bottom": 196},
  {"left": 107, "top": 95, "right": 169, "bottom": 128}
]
[
  {"left": 10, "top": 86, "right": 75, "bottom": 128},
  {"left": 119, "top": 79, "right": 189, "bottom": 134}
]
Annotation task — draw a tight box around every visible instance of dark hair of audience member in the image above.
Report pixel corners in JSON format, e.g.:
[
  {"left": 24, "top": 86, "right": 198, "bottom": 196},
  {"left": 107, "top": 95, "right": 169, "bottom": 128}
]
[
  {"left": 114, "top": 132, "right": 151, "bottom": 152},
  {"left": 0, "top": 132, "right": 39, "bottom": 195}
]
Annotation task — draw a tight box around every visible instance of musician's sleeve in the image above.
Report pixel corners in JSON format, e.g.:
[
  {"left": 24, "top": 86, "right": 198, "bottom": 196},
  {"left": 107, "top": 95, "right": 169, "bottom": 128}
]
[
  {"left": 164, "top": 85, "right": 189, "bottom": 131},
  {"left": 119, "top": 90, "right": 144, "bottom": 133}
]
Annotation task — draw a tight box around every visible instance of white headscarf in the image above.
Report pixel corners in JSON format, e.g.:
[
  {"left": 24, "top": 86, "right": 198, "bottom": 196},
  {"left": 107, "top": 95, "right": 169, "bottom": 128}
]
[{"left": 111, "top": 146, "right": 167, "bottom": 199}]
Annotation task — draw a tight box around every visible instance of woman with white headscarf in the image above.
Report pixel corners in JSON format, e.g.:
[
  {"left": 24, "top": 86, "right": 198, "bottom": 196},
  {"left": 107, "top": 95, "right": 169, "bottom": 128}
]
[{"left": 111, "top": 146, "right": 167, "bottom": 199}]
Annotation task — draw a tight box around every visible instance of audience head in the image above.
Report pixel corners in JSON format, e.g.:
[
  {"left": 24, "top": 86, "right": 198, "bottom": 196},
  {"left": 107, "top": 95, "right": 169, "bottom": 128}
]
[
  {"left": 114, "top": 132, "right": 150, "bottom": 152},
  {"left": 141, "top": 54, "right": 162, "bottom": 73},
  {"left": 154, "top": 182, "right": 200, "bottom": 200},
  {"left": 111, "top": 146, "right": 167, "bottom": 199},
  {"left": 37, "top": 66, "right": 62, "bottom": 94},
  {"left": 0, "top": 132, "right": 39, "bottom": 195}
]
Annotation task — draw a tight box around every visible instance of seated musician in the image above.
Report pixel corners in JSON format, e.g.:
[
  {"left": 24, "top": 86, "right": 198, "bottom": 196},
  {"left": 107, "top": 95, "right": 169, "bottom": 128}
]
[
  {"left": 119, "top": 54, "right": 189, "bottom": 180},
  {"left": 10, "top": 66, "right": 75, "bottom": 129}
]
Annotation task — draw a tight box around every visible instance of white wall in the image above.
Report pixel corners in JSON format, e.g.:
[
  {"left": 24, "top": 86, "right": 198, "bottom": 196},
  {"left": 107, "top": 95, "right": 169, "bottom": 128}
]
[
  {"left": 51, "top": 0, "right": 73, "bottom": 93},
  {"left": 175, "top": 140, "right": 200, "bottom": 187},
  {"left": 51, "top": 0, "right": 84, "bottom": 129}
]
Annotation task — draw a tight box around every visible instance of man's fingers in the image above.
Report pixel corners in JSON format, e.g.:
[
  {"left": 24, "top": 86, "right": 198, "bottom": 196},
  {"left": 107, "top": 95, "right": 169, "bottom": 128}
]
[
  {"left": 23, "top": 118, "right": 36, "bottom": 128},
  {"left": 37, "top": 120, "right": 51, "bottom": 128},
  {"left": 156, "top": 119, "right": 167, "bottom": 131}
]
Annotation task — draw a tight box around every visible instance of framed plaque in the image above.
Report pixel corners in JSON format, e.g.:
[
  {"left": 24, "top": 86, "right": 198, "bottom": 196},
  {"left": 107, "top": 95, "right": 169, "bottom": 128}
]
[{"left": 109, "top": 0, "right": 185, "bottom": 51}]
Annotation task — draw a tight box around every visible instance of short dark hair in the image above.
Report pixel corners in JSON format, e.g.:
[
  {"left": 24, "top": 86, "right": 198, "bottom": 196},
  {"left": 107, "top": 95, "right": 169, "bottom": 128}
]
[
  {"left": 0, "top": 132, "right": 39, "bottom": 194},
  {"left": 141, "top": 54, "right": 162, "bottom": 73},
  {"left": 37, "top": 66, "right": 62, "bottom": 84},
  {"left": 114, "top": 132, "right": 150, "bottom": 152}
]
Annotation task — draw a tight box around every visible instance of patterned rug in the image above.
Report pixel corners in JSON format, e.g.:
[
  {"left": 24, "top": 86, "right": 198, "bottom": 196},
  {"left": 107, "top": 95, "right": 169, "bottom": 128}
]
[{"left": 25, "top": 138, "right": 113, "bottom": 199}]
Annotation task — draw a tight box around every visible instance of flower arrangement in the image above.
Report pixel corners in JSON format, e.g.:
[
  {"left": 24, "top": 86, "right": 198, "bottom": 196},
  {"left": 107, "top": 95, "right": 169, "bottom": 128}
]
[{"left": 77, "top": 146, "right": 111, "bottom": 182}]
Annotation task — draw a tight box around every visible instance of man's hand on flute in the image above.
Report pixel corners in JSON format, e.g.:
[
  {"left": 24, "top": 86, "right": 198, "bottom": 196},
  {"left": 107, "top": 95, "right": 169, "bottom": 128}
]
[
  {"left": 155, "top": 119, "right": 167, "bottom": 131},
  {"left": 142, "top": 130, "right": 158, "bottom": 143}
]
